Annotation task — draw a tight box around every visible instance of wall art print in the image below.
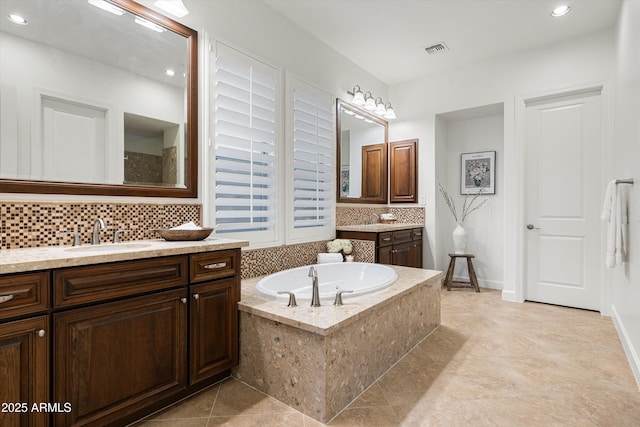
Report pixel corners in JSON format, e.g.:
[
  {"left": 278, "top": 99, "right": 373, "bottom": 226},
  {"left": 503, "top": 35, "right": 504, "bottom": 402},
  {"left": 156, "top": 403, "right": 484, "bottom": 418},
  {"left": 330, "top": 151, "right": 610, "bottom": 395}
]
[{"left": 460, "top": 151, "right": 496, "bottom": 195}]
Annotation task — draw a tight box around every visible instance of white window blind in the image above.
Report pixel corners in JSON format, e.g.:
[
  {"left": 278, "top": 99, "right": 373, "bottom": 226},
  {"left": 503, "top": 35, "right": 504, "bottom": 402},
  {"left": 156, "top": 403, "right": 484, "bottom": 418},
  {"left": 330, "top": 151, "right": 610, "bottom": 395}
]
[
  {"left": 288, "top": 78, "right": 335, "bottom": 242},
  {"left": 213, "top": 44, "right": 279, "bottom": 244}
]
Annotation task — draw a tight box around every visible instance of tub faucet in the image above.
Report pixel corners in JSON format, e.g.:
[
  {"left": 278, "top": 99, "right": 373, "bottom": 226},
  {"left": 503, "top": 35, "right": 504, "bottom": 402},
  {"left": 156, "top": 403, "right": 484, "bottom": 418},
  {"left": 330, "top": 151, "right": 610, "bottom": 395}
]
[
  {"left": 92, "top": 218, "right": 106, "bottom": 245},
  {"left": 308, "top": 266, "right": 321, "bottom": 307}
]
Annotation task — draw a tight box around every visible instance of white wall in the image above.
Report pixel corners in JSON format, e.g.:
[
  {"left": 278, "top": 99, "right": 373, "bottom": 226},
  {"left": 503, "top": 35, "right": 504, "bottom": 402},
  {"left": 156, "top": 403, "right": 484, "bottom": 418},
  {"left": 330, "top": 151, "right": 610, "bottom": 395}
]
[
  {"left": 437, "top": 111, "right": 504, "bottom": 289},
  {"left": 389, "top": 29, "right": 616, "bottom": 304},
  {"left": 612, "top": 0, "right": 640, "bottom": 387}
]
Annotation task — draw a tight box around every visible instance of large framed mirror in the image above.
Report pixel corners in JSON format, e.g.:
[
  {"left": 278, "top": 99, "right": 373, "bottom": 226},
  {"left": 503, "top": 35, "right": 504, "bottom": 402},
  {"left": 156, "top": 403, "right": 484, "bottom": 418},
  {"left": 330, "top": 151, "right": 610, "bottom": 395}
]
[
  {"left": 0, "top": 0, "right": 198, "bottom": 197},
  {"left": 336, "top": 99, "right": 388, "bottom": 204}
]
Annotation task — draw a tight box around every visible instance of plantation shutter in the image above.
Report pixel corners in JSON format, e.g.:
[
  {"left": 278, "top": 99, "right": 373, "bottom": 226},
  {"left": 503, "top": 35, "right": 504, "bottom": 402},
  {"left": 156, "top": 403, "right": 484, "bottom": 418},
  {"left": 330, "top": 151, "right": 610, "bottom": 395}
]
[
  {"left": 213, "top": 43, "right": 279, "bottom": 244},
  {"left": 289, "top": 78, "right": 335, "bottom": 241}
]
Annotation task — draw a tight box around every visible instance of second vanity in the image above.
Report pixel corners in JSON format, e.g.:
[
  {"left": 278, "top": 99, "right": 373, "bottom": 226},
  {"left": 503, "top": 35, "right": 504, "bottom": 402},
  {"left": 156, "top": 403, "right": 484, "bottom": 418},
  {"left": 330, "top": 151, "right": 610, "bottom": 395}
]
[{"left": 0, "top": 238, "right": 248, "bottom": 427}]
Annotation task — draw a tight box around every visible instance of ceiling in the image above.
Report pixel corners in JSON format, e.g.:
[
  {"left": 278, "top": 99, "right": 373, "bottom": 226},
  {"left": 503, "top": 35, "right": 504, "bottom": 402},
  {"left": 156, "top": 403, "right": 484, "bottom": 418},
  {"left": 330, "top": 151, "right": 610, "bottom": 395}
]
[{"left": 262, "top": 0, "right": 621, "bottom": 86}]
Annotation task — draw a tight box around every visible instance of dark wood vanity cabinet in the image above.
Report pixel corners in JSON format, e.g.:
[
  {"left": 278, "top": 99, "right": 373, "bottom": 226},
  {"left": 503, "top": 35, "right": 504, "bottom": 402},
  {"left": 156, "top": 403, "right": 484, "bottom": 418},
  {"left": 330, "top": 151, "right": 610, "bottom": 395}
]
[
  {"left": 389, "top": 139, "right": 418, "bottom": 203},
  {"left": 0, "top": 272, "right": 50, "bottom": 427},
  {"left": 337, "top": 227, "right": 423, "bottom": 268},
  {"left": 0, "top": 248, "right": 241, "bottom": 427}
]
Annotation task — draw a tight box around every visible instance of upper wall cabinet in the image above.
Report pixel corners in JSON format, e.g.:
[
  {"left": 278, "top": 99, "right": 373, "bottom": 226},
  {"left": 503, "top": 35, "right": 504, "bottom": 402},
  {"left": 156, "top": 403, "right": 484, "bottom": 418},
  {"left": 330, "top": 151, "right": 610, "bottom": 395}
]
[
  {"left": 0, "top": 0, "right": 198, "bottom": 197},
  {"left": 337, "top": 99, "right": 388, "bottom": 204},
  {"left": 389, "top": 139, "right": 418, "bottom": 203}
]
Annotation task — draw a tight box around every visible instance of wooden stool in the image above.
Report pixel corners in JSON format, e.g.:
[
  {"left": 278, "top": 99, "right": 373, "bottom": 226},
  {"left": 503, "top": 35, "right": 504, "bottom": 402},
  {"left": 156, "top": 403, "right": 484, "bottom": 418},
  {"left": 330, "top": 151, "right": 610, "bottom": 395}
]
[{"left": 444, "top": 254, "right": 480, "bottom": 292}]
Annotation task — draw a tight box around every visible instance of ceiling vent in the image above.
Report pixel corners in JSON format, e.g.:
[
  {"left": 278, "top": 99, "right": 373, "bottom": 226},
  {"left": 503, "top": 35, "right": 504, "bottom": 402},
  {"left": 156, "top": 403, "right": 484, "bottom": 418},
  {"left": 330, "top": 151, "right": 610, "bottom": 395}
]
[{"left": 424, "top": 42, "right": 449, "bottom": 55}]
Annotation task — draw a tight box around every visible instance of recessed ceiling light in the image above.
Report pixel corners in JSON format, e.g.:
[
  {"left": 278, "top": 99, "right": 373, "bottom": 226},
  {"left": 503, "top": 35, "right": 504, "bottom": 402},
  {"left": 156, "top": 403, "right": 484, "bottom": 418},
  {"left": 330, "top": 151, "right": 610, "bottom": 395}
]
[
  {"left": 165, "top": 69, "right": 176, "bottom": 77},
  {"left": 551, "top": 5, "right": 571, "bottom": 17},
  {"left": 7, "top": 14, "right": 28, "bottom": 25}
]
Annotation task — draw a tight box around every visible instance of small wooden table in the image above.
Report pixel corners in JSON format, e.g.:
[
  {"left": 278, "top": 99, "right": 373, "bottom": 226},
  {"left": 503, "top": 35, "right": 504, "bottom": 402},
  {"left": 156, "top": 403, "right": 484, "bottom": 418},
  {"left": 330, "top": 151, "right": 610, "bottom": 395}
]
[{"left": 444, "top": 254, "right": 480, "bottom": 292}]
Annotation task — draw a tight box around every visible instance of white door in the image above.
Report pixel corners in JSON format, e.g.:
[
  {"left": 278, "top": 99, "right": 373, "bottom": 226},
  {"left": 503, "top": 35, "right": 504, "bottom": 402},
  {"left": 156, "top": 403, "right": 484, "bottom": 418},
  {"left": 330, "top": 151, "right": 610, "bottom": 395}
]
[
  {"left": 524, "top": 89, "right": 602, "bottom": 311},
  {"left": 38, "top": 96, "right": 107, "bottom": 183}
]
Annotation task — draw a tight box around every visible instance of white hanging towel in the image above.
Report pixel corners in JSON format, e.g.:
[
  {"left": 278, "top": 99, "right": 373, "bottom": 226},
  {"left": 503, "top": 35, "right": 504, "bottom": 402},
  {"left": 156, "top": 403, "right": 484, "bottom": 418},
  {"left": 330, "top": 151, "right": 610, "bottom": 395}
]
[{"left": 601, "top": 180, "right": 629, "bottom": 268}]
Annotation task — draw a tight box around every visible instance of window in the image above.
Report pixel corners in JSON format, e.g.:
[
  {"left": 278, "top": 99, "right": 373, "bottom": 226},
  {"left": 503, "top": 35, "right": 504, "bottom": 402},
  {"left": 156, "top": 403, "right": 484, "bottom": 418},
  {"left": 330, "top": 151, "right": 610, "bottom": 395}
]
[
  {"left": 212, "top": 43, "right": 280, "bottom": 246},
  {"left": 287, "top": 77, "right": 335, "bottom": 243}
]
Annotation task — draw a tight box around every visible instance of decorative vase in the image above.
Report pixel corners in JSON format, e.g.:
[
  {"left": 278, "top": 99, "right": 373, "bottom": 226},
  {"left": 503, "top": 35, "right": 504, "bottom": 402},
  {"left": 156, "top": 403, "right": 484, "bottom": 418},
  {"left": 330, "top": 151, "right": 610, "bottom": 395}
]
[
  {"left": 452, "top": 223, "right": 468, "bottom": 254},
  {"left": 474, "top": 177, "right": 482, "bottom": 187}
]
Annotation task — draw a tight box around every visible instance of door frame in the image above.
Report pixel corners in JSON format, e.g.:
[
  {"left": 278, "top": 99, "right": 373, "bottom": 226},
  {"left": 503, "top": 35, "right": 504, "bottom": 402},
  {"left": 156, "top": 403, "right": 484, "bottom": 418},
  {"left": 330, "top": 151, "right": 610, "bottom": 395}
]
[{"left": 510, "top": 80, "right": 614, "bottom": 315}]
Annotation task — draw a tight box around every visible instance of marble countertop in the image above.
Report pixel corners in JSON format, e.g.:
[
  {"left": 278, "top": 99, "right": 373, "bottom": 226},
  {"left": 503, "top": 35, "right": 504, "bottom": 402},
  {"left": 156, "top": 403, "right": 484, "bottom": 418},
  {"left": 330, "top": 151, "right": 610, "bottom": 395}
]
[
  {"left": 0, "top": 238, "right": 249, "bottom": 274},
  {"left": 238, "top": 265, "right": 441, "bottom": 336},
  {"left": 336, "top": 223, "right": 423, "bottom": 233}
]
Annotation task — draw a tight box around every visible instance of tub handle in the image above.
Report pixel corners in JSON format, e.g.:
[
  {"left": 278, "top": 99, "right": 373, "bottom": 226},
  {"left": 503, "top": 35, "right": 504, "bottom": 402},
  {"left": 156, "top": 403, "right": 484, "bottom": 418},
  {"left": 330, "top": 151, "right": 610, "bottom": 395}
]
[
  {"left": 334, "top": 290, "right": 353, "bottom": 306},
  {"left": 278, "top": 291, "right": 298, "bottom": 307}
]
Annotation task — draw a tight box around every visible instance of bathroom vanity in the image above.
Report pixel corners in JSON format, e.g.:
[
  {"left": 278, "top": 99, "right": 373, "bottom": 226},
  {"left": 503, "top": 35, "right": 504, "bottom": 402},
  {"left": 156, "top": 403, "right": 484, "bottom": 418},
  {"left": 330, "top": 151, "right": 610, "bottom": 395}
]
[
  {"left": 0, "top": 238, "right": 247, "bottom": 427},
  {"left": 336, "top": 223, "right": 423, "bottom": 268}
]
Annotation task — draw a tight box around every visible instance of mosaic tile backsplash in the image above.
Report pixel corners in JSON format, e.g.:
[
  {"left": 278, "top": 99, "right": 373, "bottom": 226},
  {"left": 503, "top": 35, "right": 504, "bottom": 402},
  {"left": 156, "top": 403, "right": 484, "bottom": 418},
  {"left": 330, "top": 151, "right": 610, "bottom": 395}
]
[
  {"left": 335, "top": 206, "right": 425, "bottom": 226},
  {"left": 0, "top": 202, "right": 201, "bottom": 249}
]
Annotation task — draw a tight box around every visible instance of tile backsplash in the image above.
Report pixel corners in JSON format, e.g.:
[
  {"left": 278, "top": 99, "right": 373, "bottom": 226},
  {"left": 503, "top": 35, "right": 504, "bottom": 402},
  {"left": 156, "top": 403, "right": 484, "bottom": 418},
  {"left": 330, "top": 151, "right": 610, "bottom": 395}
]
[
  {"left": 0, "top": 201, "right": 201, "bottom": 249},
  {"left": 335, "top": 206, "right": 425, "bottom": 226}
]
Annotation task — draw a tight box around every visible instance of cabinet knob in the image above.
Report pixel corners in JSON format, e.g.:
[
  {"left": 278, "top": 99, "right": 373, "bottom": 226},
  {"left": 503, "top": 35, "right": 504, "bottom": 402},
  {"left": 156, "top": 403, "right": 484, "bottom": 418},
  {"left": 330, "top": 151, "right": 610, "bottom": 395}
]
[
  {"left": 180, "top": 298, "right": 187, "bottom": 304},
  {"left": 37, "top": 329, "right": 45, "bottom": 338},
  {"left": 193, "top": 294, "right": 200, "bottom": 300}
]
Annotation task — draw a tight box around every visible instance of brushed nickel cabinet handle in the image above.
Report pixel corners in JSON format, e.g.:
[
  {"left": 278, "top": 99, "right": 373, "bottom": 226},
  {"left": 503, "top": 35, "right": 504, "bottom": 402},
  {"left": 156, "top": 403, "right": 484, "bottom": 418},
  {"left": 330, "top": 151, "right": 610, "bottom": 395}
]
[
  {"left": 382, "top": 237, "right": 391, "bottom": 241},
  {"left": 203, "top": 262, "right": 226, "bottom": 269},
  {"left": 0, "top": 294, "right": 14, "bottom": 304}
]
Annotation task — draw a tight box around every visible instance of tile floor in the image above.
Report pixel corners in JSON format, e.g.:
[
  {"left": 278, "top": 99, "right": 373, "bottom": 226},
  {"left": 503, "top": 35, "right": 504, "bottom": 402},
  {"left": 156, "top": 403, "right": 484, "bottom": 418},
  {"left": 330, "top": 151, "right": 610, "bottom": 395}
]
[{"left": 134, "top": 289, "right": 640, "bottom": 426}]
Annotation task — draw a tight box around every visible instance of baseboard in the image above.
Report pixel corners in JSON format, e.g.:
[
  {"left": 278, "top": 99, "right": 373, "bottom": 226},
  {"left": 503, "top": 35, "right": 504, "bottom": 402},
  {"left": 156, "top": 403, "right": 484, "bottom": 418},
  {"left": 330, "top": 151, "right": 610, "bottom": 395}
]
[
  {"left": 501, "top": 289, "right": 518, "bottom": 302},
  {"left": 611, "top": 305, "right": 640, "bottom": 390},
  {"left": 452, "top": 275, "right": 502, "bottom": 290}
]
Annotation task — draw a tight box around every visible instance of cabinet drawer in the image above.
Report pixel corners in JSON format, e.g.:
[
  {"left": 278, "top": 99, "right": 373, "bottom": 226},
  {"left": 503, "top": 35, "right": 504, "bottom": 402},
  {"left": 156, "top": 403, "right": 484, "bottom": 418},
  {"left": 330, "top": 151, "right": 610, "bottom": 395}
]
[
  {"left": 392, "top": 229, "right": 413, "bottom": 245},
  {"left": 0, "top": 271, "right": 49, "bottom": 320},
  {"left": 412, "top": 228, "right": 423, "bottom": 241},
  {"left": 378, "top": 232, "right": 393, "bottom": 247},
  {"left": 190, "top": 250, "right": 239, "bottom": 283},
  {"left": 54, "top": 256, "right": 188, "bottom": 308}
]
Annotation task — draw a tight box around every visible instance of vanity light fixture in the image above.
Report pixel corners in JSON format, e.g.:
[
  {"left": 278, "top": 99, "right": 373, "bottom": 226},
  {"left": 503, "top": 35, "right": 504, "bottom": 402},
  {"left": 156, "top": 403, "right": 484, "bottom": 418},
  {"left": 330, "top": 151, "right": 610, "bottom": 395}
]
[
  {"left": 346, "top": 85, "right": 397, "bottom": 119},
  {"left": 87, "top": 0, "right": 125, "bottom": 16},
  {"left": 7, "top": 13, "right": 28, "bottom": 25},
  {"left": 550, "top": 5, "right": 571, "bottom": 17},
  {"left": 134, "top": 16, "right": 165, "bottom": 32},
  {"left": 347, "top": 85, "right": 365, "bottom": 106},
  {"left": 383, "top": 103, "right": 397, "bottom": 120},
  {"left": 154, "top": 0, "right": 189, "bottom": 18}
]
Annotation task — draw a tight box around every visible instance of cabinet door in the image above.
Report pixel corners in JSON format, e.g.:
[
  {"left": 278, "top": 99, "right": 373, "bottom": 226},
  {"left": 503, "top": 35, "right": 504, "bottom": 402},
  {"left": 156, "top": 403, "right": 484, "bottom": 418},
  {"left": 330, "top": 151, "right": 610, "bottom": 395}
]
[
  {"left": 410, "top": 240, "right": 423, "bottom": 268},
  {"left": 54, "top": 289, "right": 187, "bottom": 427},
  {"left": 190, "top": 278, "right": 239, "bottom": 384},
  {"left": 361, "top": 143, "right": 388, "bottom": 202},
  {"left": 377, "top": 245, "right": 393, "bottom": 265},
  {"left": 389, "top": 139, "right": 418, "bottom": 203},
  {"left": 392, "top": 242, "right": 412, "bottom": 267},
  {"left": 0, "top": 316, "right": 49, "bottom": 427}
]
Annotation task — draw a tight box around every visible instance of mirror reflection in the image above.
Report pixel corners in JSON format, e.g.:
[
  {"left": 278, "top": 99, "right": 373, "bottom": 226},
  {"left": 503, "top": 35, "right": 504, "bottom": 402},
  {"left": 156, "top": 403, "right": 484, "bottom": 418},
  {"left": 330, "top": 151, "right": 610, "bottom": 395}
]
[
  {"left": 337, "top": 99, "right": 388, "bottom": 203},
  {"left": 0, "top": 0, "right": 196, "bottom": 195}
]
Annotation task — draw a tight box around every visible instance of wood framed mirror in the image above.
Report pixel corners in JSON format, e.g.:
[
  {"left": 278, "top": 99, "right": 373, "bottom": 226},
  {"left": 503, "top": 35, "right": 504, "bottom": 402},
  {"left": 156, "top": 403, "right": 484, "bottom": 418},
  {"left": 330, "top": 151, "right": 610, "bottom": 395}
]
[
  {"left": 0, "top": 0, "right": 198, "bottom": 197},
  {"left": 336, "top": 99, "right": 388, "bottom": 204}
]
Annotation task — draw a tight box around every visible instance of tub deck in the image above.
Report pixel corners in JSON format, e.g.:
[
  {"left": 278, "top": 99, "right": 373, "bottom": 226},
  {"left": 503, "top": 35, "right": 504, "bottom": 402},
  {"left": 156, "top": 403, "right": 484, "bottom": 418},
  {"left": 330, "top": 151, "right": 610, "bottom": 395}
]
[{"left": 233, "top": 265, "right": 442, "bottom": 423}]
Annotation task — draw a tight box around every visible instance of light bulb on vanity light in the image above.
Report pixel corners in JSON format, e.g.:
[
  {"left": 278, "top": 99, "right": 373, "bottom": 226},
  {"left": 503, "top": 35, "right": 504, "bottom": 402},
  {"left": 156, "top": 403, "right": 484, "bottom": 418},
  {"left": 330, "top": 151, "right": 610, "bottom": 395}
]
[
  {"left": 363, "top": 92, "right": 376, "bottom": 110},
  {"left": 348, "top": 85, "right": 365, "bottom": 105},
  {"left": 88, "top": 0, "right": 125, "bottom": 16},
  {"left": 550, "top": 5, "right": 571, "bottom": 17},
  {"left": 384, "top": 103, "right": 396, "bottom": 120},
  {"left": 154, "top": 0, "right": 189, "bottom": 18},
  {"left": 374, "top": 97, "right": 386, "bottom": 115}
]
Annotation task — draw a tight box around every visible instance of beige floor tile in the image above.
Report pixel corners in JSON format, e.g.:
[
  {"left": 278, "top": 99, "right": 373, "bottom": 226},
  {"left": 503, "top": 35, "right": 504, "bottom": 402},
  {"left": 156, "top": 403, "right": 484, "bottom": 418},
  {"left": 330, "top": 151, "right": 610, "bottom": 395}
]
[
  {"left": 328, "top": 406, "right": 400, "bottom": 426},
  {"left": 135, "top": 418, "right": 210, "bottom": 427},
  {"left": 207, "top": 412, "right": 306, "bottom": 426},
  {"left": 347, "top": 383, "right": 391, "bottom": 408},
  {"left": 150, "top": 385, "right": 220, "bottom": 420},
  {"left": 211, "top": 378, "right": 297, "bottom": 416}
]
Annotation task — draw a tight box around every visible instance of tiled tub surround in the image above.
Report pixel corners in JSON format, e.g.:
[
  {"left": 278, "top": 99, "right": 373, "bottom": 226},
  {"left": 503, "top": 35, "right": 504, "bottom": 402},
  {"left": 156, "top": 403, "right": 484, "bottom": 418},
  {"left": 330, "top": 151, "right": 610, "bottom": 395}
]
[
  {"left": 0, "top": 201, "right": 201, "bottom": 249},
  {"left": 336, "top": 206, "right": 425, "bottom": 226},
  {"left": 240, "top": 240, "right": 375, "bottom": 279},
  {"left": 233, "top": 266, "right": 442, "bottom": 423}
]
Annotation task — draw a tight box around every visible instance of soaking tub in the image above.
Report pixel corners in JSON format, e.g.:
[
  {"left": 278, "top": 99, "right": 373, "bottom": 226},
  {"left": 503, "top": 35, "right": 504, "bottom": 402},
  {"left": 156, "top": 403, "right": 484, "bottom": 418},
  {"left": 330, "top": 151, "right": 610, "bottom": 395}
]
[{"left": 255, "top": 262, "right": 398, "bottom": 300}]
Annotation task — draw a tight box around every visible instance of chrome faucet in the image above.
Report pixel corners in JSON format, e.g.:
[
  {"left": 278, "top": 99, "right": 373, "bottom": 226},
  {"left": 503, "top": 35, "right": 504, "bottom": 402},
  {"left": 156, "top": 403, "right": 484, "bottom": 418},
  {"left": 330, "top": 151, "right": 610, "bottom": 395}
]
[
  {"left": 92, "top": 218, "right": 106, "bottom": 245},
  {"left": 308, "top": 266, "right": 321, "bottom": 307}
]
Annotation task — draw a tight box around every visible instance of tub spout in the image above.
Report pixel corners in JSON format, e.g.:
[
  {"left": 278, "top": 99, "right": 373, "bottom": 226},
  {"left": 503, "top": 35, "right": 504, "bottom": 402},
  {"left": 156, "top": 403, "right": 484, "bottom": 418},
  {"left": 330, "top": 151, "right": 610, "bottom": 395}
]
[{"left": 308, "top": 266, "right": 320, "bottom": 307}]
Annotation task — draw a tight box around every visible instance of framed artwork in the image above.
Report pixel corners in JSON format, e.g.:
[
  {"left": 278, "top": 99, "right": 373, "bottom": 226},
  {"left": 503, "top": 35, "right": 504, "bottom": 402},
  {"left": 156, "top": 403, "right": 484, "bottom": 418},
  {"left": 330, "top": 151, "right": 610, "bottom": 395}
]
[
  {"left": 460, "top": 151, "right": 496, "bottom": 195},
  {"left": 340, "top": 166, "right": 350, "bottom": 197}
]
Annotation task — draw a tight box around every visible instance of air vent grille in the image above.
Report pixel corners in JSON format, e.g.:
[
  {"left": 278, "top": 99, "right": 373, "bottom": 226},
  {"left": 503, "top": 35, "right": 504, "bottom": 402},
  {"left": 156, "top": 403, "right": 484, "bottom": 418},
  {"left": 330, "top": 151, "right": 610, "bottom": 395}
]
[{"left": 425, "top": 42, "right": 449, "bottom": 55}]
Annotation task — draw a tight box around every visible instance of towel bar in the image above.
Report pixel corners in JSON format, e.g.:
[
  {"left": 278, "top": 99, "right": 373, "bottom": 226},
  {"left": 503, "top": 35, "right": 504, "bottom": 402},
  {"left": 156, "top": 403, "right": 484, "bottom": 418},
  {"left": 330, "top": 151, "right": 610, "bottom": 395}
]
[{"left": 615, "top": 178, "right": 634, "bottom": 185}]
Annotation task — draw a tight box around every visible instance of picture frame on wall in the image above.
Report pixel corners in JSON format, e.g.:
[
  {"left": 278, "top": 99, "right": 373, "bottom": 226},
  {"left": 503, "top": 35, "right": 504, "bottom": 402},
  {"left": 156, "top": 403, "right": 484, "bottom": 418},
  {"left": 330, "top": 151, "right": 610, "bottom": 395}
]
[{"left": 460, "top": 151, "right": 496, "bottom": 195}]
